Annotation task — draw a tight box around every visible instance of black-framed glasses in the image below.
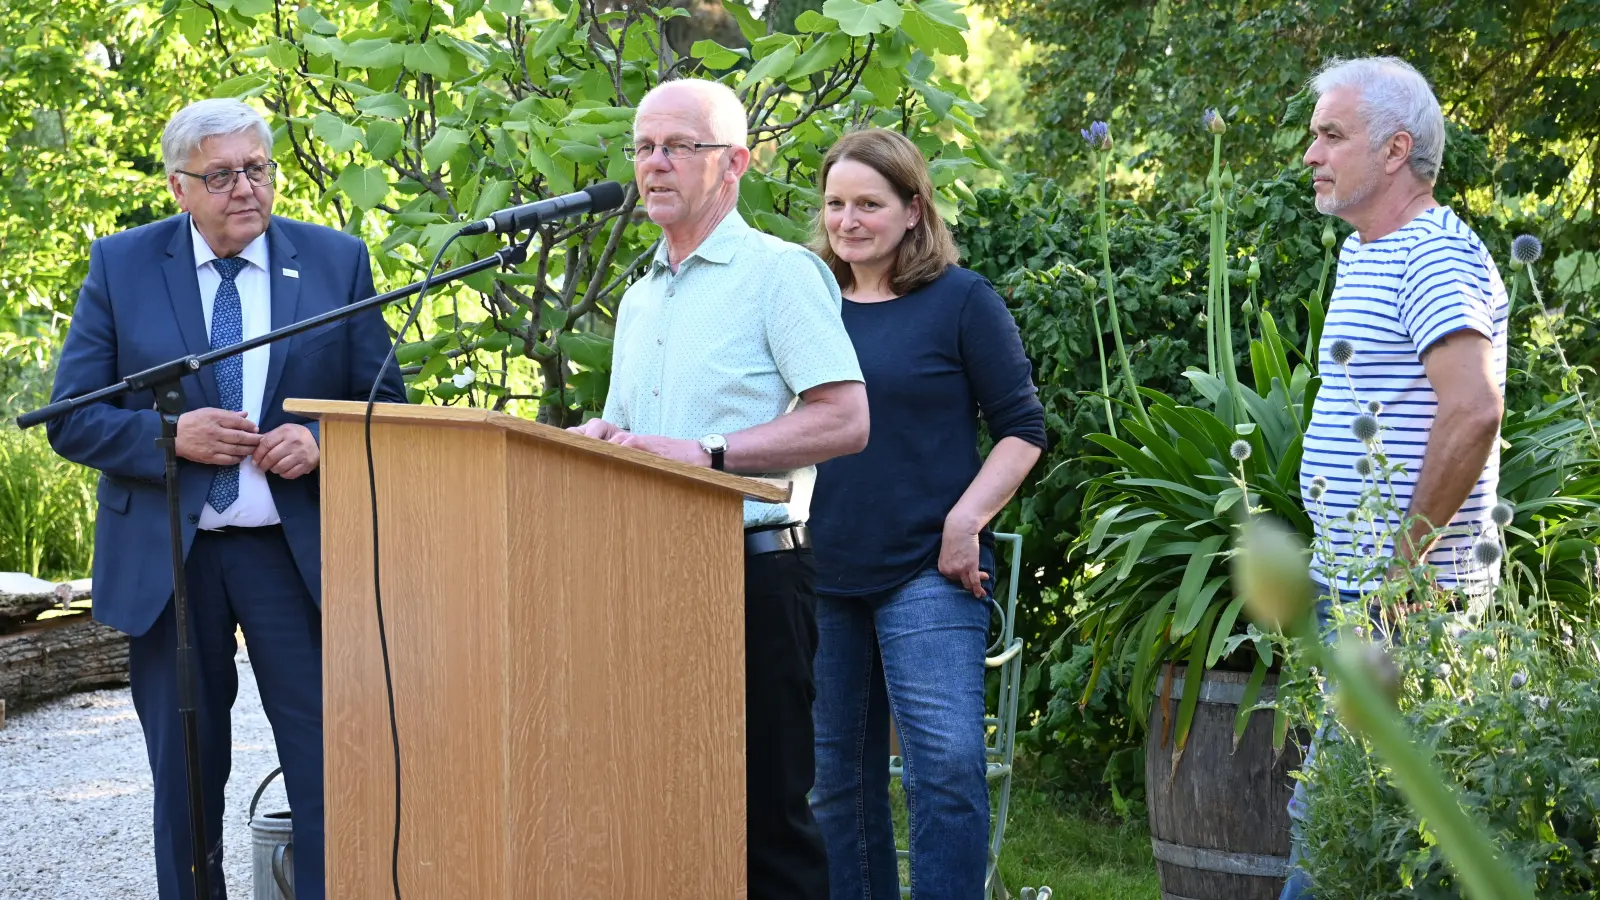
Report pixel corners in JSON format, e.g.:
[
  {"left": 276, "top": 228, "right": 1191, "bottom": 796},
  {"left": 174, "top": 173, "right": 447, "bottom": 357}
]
[
  {"left": 622, "top": 140, "right": 732, "bottom": 161},
  {"left": 176, "top": 162, "right": 278, "bottom": 193}
]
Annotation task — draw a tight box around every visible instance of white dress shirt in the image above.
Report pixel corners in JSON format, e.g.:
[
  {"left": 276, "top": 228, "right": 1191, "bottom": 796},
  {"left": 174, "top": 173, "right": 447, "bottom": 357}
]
[{"left": 192, "top": 221, "right": 281, "bottom": 529}]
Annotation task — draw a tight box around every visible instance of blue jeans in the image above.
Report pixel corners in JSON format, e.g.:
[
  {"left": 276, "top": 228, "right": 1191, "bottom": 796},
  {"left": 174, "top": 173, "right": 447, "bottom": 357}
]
[{"left": 810, "top": 568, "right": 992, "bottom": 900}]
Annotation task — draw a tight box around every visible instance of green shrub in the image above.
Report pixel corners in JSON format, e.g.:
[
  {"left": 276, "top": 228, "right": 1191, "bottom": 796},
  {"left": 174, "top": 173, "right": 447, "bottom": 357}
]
[
  {"left": 0, "top": 425, "right": 95, "bottom": 580},
  {"left": 1299, "top": 616, "right": 1600, "bottom": 897}
]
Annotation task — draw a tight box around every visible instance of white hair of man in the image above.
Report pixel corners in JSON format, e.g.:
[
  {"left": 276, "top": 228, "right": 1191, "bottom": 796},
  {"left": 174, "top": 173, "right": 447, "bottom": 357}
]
[
  {"left": 1311, "top": 56, "right": 1446, "bottom": 184},
  {"left": 160, "top": 98, "right": 273, "bottom": 176},
  {"left": 635, "top": 78, "right": 749, "bottom": 147}
]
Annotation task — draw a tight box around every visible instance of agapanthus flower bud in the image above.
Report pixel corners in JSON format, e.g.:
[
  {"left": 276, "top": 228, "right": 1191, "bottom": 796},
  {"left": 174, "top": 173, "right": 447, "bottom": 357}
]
[
  {"left": 1203, "top": 108, "right": 1227, "bottom": 134},
  {"left": 1322, "top": 220, "right": 1337, "bottom": 249},
  {"left": 1490, "top": 502, "right": 1514, "bottom": 527},
  {"left": 1246, "top": 258, "right": 1261, "bottom": 283},
  {"left": 1353, "top": 455, "right": 1374, "bottom": 477},
  {"left": 1329, "top": 339, "right": 1355, "bottom": 366},
  {"left": 1351, "top": 414, "right": 1380, "bottom": 444},
  {"left": 1081, "top": 121, "right": 1111, "bottom": 151},
  {"left": 1510, "top": 671, "right": 1527, "bottom": 689},
  {"left": 1366, "top": 399, "right": 1382, "bottom": 414},
  {"left": 1473, "top": 539, "right": 1503, "bottom": 567},
  {"left": 1241, "top": 299, "right": 1255, "bottom": 315},
  {"left": 1511, "top": 234, "right": 1543, "bottom": 265},
  {"left": 1196, "top": 312, "right": 1209, "bottom": 327},
  {"left": 1220, "top": 170, "right": 1235, "bottom": 191},
  {"left": 1230, "top": 439, "right": 1252, "bottom": 461}
]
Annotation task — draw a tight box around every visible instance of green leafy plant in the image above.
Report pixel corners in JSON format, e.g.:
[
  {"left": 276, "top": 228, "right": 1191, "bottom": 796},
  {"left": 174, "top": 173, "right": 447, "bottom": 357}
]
[{"left": 0, "top": 425, "right": 95, "bottom": 580}]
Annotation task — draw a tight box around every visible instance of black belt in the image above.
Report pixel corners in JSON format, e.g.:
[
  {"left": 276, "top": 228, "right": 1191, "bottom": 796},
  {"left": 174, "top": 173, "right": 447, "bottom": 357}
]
[
  {"left": 745, "top": 523, "right": 810, "bottom": 556},
  {"left": 203, "top": 523, "right": 283, "bottom": 536}
]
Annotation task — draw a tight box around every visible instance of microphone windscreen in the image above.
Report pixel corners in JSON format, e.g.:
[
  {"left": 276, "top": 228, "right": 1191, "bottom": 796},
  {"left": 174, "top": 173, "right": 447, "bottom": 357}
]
[{"left": 584, "top": 181, "right": 627, "bottom": 212}]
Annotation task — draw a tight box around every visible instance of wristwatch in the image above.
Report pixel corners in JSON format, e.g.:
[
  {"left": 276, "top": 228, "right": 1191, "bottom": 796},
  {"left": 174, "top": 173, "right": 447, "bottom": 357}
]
[{"left": 699, "top": 433, "right": 727, "bottom": 470}]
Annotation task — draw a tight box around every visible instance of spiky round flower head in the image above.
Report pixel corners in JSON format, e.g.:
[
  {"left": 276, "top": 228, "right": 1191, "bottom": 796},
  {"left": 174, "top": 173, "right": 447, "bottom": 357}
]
[
  {"left": 1329, "top": 339, "right": 1355, "bottom": 366},
  {"left": 1473, "top": 538, "right": 1504, "bottom": 567},
  {"left": 1204, "top": 108, "right": 1227, "bottom": 134},
  {"left": 1322, "top": 220, "right": 1337, "bottom": 250},
  {"left": 1345, "top": 509, "right": 1359, "bottom": 524},
  {"left": 1081, "top": 121, "right": 1111, "bottom": 151},
  {"left": 1436, "top": 662, "right": 1453, "bottom": 678},
  {"left": 1511, "top": 234, "right": 1543, "bottom": 265},
  {"left": 1351, "top": 413, "right": 1380, "bottom": 444},
  {"left": 1532, "top": 694, "right": 1550, "bottom": 710},
  {"left": 1482, "top": 646, "right": 1498, "bottom": 662},
  {"left": 1308, "top": 483, "right": 1325, "bottom": 501},
  {"left": 1491, "top": 502, "right": 1514, "bottom": 527},
  {"left": 1353, "top": 455, "right": 1375, "bottom": 477},
  {"left": 1366, "top": 399, "right": 1383, "bottom": 415},
  {"left": 1511, "top": 671, "right": 1528, "bottom": 689},
  {"left": 1229, "top": 439, "right": 1253, "bottom": 462},
  {"left": 1312, "top": 475, "right": 1329, "bottom": 490}
]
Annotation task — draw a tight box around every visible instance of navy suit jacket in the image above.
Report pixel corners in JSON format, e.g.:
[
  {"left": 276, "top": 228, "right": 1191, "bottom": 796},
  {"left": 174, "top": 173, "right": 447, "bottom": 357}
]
[{"left": 47, "top": 213, "right": 407, "bottom": 638}]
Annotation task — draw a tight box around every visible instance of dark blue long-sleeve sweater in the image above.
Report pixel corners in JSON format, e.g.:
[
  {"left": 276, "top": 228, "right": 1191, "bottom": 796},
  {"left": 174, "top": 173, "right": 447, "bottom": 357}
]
[{"left": 810, "top": 265, "right": 1048, "bottom": 597}]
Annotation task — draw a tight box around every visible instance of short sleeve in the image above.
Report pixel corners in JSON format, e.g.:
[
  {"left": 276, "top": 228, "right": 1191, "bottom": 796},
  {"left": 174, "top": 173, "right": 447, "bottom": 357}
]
[
  {"left": 1398, "top": 232, "right": 1498, "bottom": 354},
  {"left": 601, "top": 284, "right": 636, "bottom": 429},
  {"left": 762, "top": 247, "right": 863, "bottom": 394}
]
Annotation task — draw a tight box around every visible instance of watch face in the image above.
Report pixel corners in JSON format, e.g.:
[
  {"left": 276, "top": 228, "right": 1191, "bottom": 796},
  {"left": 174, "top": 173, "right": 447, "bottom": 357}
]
[{"left": 702, "top": 434, "right": 727, "bottom": 452}]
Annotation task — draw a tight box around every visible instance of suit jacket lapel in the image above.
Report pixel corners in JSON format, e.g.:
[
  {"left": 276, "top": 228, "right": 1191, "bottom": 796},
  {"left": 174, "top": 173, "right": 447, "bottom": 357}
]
[
  {"left": 161, "top": 215, "right": 220, "bottom": 408},
  {"left": 261, "top": 218, "right": 301, "bottom": 421}
]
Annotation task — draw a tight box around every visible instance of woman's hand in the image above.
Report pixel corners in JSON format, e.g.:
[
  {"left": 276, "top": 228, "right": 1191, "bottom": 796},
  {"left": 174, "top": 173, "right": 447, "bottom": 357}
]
[{"left": 939, "top": 522, "right": 989, "bottom": 597}]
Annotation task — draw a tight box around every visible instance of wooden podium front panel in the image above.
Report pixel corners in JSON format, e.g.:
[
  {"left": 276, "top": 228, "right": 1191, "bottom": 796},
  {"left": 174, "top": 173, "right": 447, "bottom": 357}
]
[
  {"left": 504, "top": 436, "right": 747, "bottom": 898},
  {"left": 321, "top": 420, "right": 512, "bottom": 899}
]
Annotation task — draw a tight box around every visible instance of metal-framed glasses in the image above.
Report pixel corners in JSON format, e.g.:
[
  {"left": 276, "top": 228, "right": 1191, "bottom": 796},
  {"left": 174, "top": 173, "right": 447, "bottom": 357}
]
[
  {"left": 622, "top": 140, "right": 732, "bottom": 161},
  {"left": 176, "top": 162, "right": 279, "bottom": 193}
]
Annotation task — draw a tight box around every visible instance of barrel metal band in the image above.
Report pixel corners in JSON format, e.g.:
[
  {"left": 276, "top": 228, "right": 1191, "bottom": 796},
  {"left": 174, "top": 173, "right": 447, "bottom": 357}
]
[
  {"left": 1162, "top": 894, "right": 1210, "bottom": 900},
  {"left": 1150, "top": 837, "right": 1290, "bottom": 877},
  {"left": 1149, "top": 675, "right": 1276, "bottom": 705}
]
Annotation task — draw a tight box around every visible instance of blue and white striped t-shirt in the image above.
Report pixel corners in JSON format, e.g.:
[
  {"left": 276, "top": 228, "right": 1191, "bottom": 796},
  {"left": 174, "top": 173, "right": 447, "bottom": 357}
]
[{"left": 1301, "top": 207, "right": 1508, "bottom": 594}]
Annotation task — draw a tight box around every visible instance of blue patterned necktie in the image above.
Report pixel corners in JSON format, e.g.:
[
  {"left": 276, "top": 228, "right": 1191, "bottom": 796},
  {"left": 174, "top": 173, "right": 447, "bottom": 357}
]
[{"left": 206, "top": 256, "right": 248, "bottom": 513}]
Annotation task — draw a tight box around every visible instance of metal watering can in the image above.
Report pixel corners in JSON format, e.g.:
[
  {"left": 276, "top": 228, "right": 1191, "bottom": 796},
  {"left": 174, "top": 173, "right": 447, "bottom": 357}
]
[{"left": 248, "top": 766, "right": 295, "bottom": 900}]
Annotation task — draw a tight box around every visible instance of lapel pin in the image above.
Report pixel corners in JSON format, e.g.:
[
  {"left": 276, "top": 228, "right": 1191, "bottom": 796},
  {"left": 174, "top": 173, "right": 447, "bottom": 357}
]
[{"left": 283, "top": 268, "right": 300, "bottom": 278}]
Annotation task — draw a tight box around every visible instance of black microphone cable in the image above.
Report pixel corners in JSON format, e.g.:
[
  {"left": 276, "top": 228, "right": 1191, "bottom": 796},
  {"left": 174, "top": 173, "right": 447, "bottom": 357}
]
[{"left": 361, "top": 228, "right": 466, "bottom": 900}]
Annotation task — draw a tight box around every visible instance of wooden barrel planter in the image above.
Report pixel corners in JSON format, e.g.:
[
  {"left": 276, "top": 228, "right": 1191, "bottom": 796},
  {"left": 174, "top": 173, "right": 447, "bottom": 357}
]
[{"left": 1145, "top": 665, "right": 1302, "bottom": 900}]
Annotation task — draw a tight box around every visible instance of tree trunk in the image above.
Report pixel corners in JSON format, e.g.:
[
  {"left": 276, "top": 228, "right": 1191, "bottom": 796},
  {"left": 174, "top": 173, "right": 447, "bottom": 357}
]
[{"left": 0, "top": 612, "right": 129, "bottom": 708}]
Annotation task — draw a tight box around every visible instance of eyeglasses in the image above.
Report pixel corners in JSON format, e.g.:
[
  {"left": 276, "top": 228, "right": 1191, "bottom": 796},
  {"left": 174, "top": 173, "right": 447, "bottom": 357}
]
[
  {"left": 622, "top": 140, "right": 732, "bottom": 161},
  {"left": 176, "top": 162, "right": 279, "bottom": 194}
]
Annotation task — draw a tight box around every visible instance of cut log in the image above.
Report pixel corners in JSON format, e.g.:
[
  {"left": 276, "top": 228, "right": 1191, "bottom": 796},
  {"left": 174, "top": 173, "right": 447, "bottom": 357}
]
[
  {"left": 0, "top": 611, "right": 129, "bottom": 707},
  {"left": 0, "top": 575, "right": 92, "bottom": 626}
]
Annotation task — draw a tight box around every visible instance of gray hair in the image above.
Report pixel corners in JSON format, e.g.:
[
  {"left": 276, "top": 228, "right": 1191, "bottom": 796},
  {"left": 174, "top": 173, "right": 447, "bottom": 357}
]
[
  {"left": 160, "top": 99, "right": 273, "bottom": 175},
  {"left": 635, "top": 79, "right": 748, "bottom": 147},
  {"left": 1311, "top": 56, "right": 1445, "bottom": 183}
]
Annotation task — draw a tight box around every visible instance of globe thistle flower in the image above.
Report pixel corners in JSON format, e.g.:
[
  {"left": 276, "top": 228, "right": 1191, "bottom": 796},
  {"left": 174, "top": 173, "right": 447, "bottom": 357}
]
[
  {"left": 1353, "top": 455, "right": 1374, "bottom": 477},
  {"left": 1511, "top": 234, "right": 1543, "bottom": 266},
  {"left": 1344, "top": 509, "right": 1359, "bottom": 524},
  {"left": 1230, "top": 439, "right": 1252, "bottom": 461},
  {"left": 1203, "top": 108, "right": 1227, "bottom": 134},
  {"left": 1510, "top": 670, "right": 1526, "bottom": 689},
  {"left": 1436, "top": 662, "right": 1452, "bottom": 678},
  {"left": 1532, "top": 694, "right": 1550, "bottom": 710},
  {"left": 1312, "top": 475, "right": 1329, "bottom": 490},
  {"left": 1490, "top": 502, "right": 1514, "bottom": 527},
  {"left": 1308, "top": 483, "right": 1325, "bottom": 501},
  {"left": 1473, "top": 539, "right": 1504, "bottom": 567},
  {"left": 1351, "top": 413, "right": 1380, "bottom": 444},
  {"left": 1330, "top": 339, "right": 1355, "bottom": 366},
  {"left": 1081, "top": 121, "right": 1111, "bottom": 151},
  {"left": 1366, "top": 399, "right": 1383, "bottom": 415},
  {"left": 1481, "top": 646, "right": 1498, "bottom": 662}
]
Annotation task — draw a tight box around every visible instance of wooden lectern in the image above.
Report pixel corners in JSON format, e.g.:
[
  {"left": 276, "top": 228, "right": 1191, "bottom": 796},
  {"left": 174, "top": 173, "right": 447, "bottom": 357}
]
[{"left": 284, "top": 400, "right": 790, "bottom": 899}]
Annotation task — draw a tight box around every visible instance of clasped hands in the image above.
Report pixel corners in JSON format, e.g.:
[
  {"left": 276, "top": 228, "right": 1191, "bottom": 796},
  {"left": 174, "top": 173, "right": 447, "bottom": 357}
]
[{"left": 175, "top": 408, "right": 318, "bottom": 479}]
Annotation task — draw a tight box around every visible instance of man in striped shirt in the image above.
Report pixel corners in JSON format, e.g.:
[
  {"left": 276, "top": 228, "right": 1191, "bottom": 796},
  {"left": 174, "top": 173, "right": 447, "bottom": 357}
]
[{"left": 1282, "top": 57, "right": 1508, "bottom": 900}]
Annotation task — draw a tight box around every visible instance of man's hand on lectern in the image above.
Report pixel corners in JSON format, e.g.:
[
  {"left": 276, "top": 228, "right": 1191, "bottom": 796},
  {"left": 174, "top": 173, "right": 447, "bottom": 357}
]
[{"left": 568, "top": 418, "right": 621, "bottom": 441}]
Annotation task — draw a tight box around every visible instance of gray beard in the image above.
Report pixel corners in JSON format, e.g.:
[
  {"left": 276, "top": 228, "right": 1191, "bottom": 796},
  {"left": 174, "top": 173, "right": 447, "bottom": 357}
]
[{"left": 1315, "top": 173, "right": 1378, "bottom": 216}]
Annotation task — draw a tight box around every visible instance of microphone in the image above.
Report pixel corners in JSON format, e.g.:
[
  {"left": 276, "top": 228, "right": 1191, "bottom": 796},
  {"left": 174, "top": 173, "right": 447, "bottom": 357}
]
[{"left": 458, "top": 181, "right": 627, "bottom": 235}]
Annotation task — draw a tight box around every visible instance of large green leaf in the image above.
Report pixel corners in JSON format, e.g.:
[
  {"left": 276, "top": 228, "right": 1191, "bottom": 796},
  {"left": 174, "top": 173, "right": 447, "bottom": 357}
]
[
  {"left": 405, "top": 40, "right": 455, "bottom": 79},
  {"left": 295, "top": 5, "right": 339, "bottom": 36},
  {"left": 362, "top": 120, "right": 405, "bottom": 160},
  {"left": 355, "top": 92, "right": 411, "bottom": 119},
  {"left": 821, "top": 0, "right": 903, "bottom": 36},
  {"left": 336, "top": 165, "right": 390, "bottom": 209},
  {"left": 898, "top": 0, "right": 966, "bottom": 57},
  {"left": 690, "top": 39, "right": 747, "bottom": 70},
  {"left": 1114, "top": 519, "right": 1166, "bottom": 581},
  {"left": 557, "top": 331, "right": 613, "bottom": 370},
  {"left": 1172, "top": 539, "right": 1226, "bottom": 637},
  {"left": 312, "top": 112, "right": 361, "bottom": 154},
  {"left": 721, "top": 0, "right": 766, "bottom": 42},
  {"left": 790, "top": 32, "right": 851, "bottom": 79},
  {"left": 423, "top": 126, "right": 470, "bottom": 171},
  {"left": 741, "top": 42, "right": 797, "bottom": 88}
]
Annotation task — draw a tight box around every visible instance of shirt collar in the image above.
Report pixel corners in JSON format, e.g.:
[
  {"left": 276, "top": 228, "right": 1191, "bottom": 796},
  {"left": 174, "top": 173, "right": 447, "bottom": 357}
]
[
  {"left": 190, "top": 216, "right": 269, "bottom": 274},
  {"left": 651, "top": 211, "right": 752, "bottom": 272}
]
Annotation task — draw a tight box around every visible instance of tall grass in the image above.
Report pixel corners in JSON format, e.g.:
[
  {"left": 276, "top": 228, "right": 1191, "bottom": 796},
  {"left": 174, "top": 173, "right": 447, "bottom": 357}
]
[{"left": 0, "top": 426, "right": 95, "bottom": 580}]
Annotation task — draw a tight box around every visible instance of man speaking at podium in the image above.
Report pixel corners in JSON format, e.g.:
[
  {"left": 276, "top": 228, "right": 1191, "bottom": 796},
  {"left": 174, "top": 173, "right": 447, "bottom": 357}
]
[
  {"left": 569, "top": 78, "right": 868, "bottom": 899},
  {"left": 45, "top": 98, "right": 405, "bottom": 899}
]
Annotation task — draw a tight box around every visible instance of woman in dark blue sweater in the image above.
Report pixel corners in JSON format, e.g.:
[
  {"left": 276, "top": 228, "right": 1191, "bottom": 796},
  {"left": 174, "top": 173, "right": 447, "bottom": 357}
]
[{"left": 807, "top": 129, "right": 1047, "bottom": 899}]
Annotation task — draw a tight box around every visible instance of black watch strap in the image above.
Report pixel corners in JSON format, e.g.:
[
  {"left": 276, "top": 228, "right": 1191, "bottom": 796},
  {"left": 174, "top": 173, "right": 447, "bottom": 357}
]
[{"left": 709, "top": 447, "right": 725, "bottom": 471}]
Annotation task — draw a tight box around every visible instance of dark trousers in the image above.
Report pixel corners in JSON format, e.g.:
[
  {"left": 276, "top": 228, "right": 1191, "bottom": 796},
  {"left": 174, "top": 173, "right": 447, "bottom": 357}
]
[
  {"left": 746, "top": 547, "right": 830, "bottom": 900},
  {"left": 128, "top": 526, "right": 324, "bottom": 900}
]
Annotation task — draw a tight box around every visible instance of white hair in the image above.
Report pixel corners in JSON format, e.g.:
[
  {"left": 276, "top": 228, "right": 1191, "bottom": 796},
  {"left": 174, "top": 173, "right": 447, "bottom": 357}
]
[
  {"left": 635, "top": 78, "right": 748, "bottom": 147},
  {"left": 1312, "top": 56, "right": 1445, "bottom": 184},
  {"left": 161, "top": 99, "right": 273, "bottom": 175}
]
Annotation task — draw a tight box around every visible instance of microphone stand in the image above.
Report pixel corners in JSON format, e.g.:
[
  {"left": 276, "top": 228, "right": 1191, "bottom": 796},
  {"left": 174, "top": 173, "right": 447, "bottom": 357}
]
[{"left": 16, "top": 233, "right": 532, "bottom": 900}]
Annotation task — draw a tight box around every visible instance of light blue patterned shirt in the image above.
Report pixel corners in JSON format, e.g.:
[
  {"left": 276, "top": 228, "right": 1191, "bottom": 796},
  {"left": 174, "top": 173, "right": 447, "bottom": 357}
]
[{"left": 602, "top": 212, "right": 864, "bottom": 527}]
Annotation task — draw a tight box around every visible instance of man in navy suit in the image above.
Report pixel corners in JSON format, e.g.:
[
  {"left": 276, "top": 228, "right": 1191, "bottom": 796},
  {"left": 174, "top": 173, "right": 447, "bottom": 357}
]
[{"left": 46, "top": 98, "right": 405, "bottom": 900}]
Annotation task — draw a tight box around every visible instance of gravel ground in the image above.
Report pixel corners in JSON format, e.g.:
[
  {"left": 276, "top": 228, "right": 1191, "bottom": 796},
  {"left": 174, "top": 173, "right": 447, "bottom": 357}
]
[{"left": 0, "top": 642, "right": 286, "bottom": 899}]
